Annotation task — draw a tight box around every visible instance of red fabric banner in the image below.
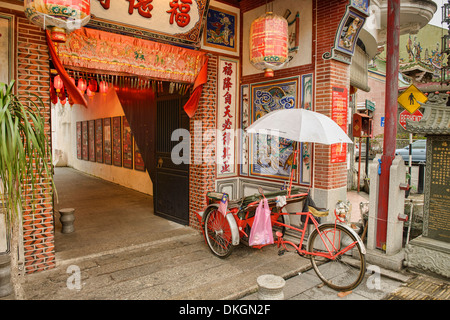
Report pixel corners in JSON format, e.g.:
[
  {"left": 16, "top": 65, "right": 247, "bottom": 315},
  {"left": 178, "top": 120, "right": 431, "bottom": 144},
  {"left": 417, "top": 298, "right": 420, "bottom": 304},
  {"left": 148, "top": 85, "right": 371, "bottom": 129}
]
[
  {"left": 57, "top": 27, "right": 207, "bottom": 84},
  {"left": 55, "top": 27, "right": 208, "bottom": 116},
  {"left": 46, "top": 30, "right": 88, "bottom": 108},
  {"left": 183, "top": 57, "right": 208, "bottom": 118}
]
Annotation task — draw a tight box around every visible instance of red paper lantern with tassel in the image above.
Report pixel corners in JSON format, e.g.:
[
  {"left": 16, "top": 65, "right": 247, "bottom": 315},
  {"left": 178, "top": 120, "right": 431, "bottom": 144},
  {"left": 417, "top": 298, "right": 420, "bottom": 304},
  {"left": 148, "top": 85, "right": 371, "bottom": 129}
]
[
  {"left": 58, "top": 90, "right": 66, "bottom": 105},
  {"left": 54, "top": 75, "right": 64, "bottom": 92},
  {"left": 77, "top": 78, "right": 87, "bottom": 93},
  {"left": 99, "top": 81, "right": 108, "bottom": 94},
  {"left": 50, "top": 79, "right": 58, "bottom": 104},
  {"left": 88, "top": 79, "right": 98, "bottom": 93},
  {"left": 249, "top": 12, "right": 289, "bottom": 77}
]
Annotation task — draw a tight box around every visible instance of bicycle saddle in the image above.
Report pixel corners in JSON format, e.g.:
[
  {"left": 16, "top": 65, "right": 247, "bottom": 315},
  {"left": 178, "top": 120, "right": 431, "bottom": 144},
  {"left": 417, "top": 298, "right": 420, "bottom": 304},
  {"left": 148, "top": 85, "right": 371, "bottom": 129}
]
[{"left": 308, "top": 206, "right": 329, "bottom": 217}]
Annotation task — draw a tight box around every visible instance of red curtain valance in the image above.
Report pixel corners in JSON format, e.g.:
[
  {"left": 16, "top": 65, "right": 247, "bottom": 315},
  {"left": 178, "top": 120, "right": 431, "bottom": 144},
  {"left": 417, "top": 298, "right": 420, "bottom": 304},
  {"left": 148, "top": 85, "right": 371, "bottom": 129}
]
[
  {"left": 49, "top": 27, "right": 208, "bottom": 117},
  {"left": 57, "top": 27, "right": 207, "bottom": 84}
]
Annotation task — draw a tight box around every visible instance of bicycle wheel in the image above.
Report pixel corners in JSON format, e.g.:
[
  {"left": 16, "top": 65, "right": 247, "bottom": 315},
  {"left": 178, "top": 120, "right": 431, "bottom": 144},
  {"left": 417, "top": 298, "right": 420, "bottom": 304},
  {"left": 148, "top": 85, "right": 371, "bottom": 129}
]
[
  {"left": 204, "top": 207, "right": 234, "bottom": 258},
  {"left": 308, "top": 223, "right": 365, "bottom": 291}
]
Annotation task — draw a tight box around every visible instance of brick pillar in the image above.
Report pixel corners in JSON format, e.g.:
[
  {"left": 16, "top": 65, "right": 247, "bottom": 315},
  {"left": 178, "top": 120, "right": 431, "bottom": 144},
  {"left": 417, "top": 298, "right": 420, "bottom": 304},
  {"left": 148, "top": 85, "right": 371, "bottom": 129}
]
[
  {"left": 189, "top": 56, "right": 217, "bottom": 230},
  {"left": 313, "top": 0, "right": 350, "bottom": 210},
  {"left": 17, "top": 16, "right": 55, "bottom": 273}
]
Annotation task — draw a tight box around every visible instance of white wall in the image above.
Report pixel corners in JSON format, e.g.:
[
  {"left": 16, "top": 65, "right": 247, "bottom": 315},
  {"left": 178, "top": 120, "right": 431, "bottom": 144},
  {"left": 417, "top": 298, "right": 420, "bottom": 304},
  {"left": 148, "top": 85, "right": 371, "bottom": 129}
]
[{"left": 52, "top": 87, "right": 153, "bottom": 195}]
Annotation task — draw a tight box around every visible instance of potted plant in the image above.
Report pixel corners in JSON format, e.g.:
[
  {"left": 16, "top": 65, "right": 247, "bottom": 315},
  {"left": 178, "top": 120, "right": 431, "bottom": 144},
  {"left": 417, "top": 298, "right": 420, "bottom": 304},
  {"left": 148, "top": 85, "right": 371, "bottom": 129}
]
[{"left": 0, "top": 81, "right": 53, "bottom": 298}]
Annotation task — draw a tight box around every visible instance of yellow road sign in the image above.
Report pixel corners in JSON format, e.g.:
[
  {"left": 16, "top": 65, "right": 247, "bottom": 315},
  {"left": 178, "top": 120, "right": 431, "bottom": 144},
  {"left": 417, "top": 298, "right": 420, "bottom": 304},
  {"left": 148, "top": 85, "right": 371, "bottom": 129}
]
[{"left": 397, "top": 84, "right": 427, "bottom": 114}]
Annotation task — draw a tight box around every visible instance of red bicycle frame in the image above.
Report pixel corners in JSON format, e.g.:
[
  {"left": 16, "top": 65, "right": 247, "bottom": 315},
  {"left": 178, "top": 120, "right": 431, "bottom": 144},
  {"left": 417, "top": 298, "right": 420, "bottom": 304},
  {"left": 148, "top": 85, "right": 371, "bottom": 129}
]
[{"left": 272, "top": 209, "right": 359, "bottom": 259}]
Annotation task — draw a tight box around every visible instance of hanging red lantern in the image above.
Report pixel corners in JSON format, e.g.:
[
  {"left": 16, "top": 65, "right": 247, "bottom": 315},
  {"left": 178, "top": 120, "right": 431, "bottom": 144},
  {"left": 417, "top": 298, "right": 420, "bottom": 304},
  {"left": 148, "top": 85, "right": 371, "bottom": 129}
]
[
  {"left": 24, "top": 0, "right": 91, "bottom": 43},
  {"left": 249, "top": 12, "right": 289, "bottom": 77},
  {"left": 86, "top": 87, "right": 94, "bottom": 97},
  {"left": 88, "top": 79, "right": 98, "bottom": 93},
  {"left": 50, "top": 79, "right": 58, "bottom": 104},
  {"left": 77, "top": 78, "right": 87, "bottom": 93},
  {"left": 58, "top": 90, "right": 66, "bottom": 105},
  {"left": 99, "top": 81, "right": 109, "bottom": 94},
  {"left": 54, "top": 75, "right": 64, "bottom": 92}
]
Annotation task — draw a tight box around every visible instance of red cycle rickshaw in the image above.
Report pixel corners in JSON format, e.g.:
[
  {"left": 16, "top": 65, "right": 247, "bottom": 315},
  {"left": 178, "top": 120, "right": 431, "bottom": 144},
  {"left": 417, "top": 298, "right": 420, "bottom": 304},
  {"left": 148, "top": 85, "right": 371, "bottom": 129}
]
[{"left": 196, "top": 109, "right": 366, "bottom": 292}]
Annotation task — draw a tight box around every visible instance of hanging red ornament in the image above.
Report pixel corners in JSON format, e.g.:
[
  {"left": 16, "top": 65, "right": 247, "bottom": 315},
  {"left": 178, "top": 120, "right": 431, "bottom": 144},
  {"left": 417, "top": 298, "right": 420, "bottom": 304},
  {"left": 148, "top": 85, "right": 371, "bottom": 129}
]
[
  {"left": 249, "top": 12, "right": 289, "bottom": 77},
  {"left": 54, "top": 75, "right": 64, "bottom": 92},
  {"left": 77, "top": 78, "right": 87, "bottom": 93},
  {"left": 99, "top": 81, "right": 109, "bottom": 94},
  {"left": 58, "top": 90, "right": 66, "bottom": 105},
  {"left": 50, "top": 80, "right": 58, "bottom": 104},
  {"left": 88, "top": 79, "right": 98, "bottom": 92},
  {"left": 86, "top": 87, "right": 94, "bottom": 97}
]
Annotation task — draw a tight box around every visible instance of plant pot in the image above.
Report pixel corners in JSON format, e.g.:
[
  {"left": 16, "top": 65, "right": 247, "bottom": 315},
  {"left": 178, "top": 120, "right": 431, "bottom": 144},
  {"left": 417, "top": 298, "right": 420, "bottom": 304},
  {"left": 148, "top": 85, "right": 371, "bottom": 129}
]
[
  {"left": 59, "top": 208, "right": 75, "bottom": 234},
  {"left": 0, "top": 253, "right": 13, "bottom": 298}
]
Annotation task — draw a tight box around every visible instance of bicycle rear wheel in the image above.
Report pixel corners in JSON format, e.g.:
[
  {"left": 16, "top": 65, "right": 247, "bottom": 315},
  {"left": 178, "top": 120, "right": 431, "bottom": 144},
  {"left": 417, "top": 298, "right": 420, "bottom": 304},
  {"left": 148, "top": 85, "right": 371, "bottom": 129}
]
[
  {"left": 204, "top": 207, "right": 234, "bottom": 258},
  {"left": 308, "top": 223, "right": 365, "bottom": 291}
]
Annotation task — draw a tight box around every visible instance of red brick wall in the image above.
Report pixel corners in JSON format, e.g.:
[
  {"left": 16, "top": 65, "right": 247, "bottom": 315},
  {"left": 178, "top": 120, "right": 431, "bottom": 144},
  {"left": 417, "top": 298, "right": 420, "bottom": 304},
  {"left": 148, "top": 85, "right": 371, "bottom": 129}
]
[
  {"left": 189, "top": 55, "right": 218, "bottom": 230},
  {"left": 15, "top": 14, "right": 55, "bottom": 274},
  {"left": 313, "top": 0, "right": 350, "bottom": 190}
]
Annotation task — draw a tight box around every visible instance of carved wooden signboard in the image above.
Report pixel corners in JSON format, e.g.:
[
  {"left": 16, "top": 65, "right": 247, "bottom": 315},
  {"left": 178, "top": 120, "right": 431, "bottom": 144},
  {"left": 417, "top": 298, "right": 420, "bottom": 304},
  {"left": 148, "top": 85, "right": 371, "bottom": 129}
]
[{"left": 90, "top": 0, "right": 210, "bottom": 47}]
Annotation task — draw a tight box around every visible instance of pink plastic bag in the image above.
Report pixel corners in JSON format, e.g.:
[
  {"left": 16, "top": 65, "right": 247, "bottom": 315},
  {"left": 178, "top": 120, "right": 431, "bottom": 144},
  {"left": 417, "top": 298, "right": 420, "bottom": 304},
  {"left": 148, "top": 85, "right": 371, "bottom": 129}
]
[{"left": 249, "top": 198, "right": 274, "bottom": 246}]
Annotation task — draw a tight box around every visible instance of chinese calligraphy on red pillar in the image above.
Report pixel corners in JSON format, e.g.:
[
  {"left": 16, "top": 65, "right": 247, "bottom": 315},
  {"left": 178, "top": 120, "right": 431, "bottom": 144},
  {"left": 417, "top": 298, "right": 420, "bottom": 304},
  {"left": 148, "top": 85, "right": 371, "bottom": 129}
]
[
  {"left": 217, "top": 58, "right": 238, "bottom": 176},
  {"left": 330, "top": 87, "right": 348, "bottom": 163}
]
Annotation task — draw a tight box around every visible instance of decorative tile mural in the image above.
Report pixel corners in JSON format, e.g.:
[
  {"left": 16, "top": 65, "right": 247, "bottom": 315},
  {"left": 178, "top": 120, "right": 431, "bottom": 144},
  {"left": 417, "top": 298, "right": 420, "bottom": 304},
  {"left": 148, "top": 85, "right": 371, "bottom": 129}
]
[{"left": 249, "top": 78, "right": 298, "bottom": 180}]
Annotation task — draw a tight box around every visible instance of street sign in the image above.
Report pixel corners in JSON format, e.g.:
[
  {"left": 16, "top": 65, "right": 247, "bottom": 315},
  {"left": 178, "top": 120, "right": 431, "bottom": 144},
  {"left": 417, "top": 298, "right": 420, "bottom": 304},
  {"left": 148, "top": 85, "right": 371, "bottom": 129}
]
[
  {"left": 397, "top": 84, "right": 427, "bottom": 114},
  {"left": 365, "top": 99, "right": 375, "bottom": 112},
  {"left": 399, "top": 109, "right": 423, "bottom": 130}
]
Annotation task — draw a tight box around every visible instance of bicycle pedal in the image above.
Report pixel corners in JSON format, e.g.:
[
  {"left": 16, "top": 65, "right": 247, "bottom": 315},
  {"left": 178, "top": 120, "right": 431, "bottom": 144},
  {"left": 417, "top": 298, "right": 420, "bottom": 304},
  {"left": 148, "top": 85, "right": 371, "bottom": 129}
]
[{"left": 278, "top": 249, "right": 286, "bottom": 256}]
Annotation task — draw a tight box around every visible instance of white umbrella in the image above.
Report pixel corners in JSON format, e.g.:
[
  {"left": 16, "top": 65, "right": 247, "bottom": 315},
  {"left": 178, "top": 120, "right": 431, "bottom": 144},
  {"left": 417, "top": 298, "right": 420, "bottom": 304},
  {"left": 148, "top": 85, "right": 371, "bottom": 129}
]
[{"left": 246, "top": 108, "right": 352, "bottom": 145}]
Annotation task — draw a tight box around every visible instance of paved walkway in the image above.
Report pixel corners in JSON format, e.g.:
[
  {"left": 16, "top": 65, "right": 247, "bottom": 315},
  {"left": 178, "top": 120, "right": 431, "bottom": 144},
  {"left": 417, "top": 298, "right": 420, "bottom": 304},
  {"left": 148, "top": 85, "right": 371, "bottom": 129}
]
[{"left": 19, "top": 167, "right": 312, "bottom": 300}]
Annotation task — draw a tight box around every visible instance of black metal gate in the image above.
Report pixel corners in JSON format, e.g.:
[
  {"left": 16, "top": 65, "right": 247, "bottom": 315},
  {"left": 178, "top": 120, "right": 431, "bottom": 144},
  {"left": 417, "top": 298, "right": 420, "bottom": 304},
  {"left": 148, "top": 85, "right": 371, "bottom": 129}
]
[{"left": 154, "top": 96, "right": 190, "bottom": 225}]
